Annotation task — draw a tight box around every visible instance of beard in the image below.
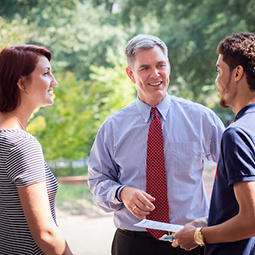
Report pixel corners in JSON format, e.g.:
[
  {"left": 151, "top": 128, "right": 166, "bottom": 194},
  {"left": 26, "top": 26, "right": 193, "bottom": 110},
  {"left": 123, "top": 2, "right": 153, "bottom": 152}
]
[
  {"left": 219, "top": 74, "right": 231, "bottom": 109},
  {"left": 219, "top": 99, "right": 230, "bottom": 108}
]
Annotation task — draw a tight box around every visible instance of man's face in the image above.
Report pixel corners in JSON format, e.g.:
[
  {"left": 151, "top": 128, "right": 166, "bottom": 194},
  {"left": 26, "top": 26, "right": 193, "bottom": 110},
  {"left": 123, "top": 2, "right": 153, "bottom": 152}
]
[
  {"left": 215, "top": 54, "right": 237, "bottom": 109},
  {"left": 126, "top": 45, "right": 170, "bottom": 106}
]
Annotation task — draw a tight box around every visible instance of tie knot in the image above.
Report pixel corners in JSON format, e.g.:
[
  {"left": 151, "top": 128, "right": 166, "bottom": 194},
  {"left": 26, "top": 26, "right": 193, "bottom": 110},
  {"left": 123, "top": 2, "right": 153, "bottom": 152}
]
[{"left": 151, "top": 107, "right": 158, "bottom": 118}]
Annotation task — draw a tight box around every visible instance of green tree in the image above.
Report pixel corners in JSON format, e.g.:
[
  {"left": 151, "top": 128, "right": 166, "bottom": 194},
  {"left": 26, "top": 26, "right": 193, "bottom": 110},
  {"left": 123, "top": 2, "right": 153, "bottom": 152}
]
[
  {"left": 0, "top": 17, "right": 33, "bottom": 49},
  {"left": 22, "top": 0, "right": 130, "bottom": 81},
  {"left": 30, "top": 55, "right": 136, "bottom": 161},
  {"left": 90, "top": 0, "right": 120, "bottom": 13},
  {"left": 0, "top": 0, "right": 139, "bottom": 160},
  {"left": 0, "top": 0, "right": 81, "bottom": 22},
  {"left": 87, "top": 50, "right": 136, "bottom": 125},
  {"left": 120, "top": 0, "right": 254, "bottom": 103},
  {"left": 29, "top": 72, "right": 90, "bottom": 161}
]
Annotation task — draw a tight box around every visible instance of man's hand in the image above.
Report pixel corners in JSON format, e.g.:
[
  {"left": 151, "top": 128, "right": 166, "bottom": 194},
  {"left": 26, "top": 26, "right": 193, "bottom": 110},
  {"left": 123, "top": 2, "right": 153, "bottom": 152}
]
[
  {"left": 172, "top": 224, "right": 198, "bottom": 251},
  {"left": 120, "top": 186, "right": 155, "bottom": 219},
  {"left": 189, "top": 216, "right": 208, "bottom": 228},
  {"left": 172, "top": 217, "right": 208, "bottom": 251}
]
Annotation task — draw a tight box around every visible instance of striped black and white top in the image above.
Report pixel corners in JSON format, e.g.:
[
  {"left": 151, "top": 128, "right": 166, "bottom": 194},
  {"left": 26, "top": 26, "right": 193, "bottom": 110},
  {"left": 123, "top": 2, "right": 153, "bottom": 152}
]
[{"left": 0, "top": 129, "right": 58, "bottom": 255}]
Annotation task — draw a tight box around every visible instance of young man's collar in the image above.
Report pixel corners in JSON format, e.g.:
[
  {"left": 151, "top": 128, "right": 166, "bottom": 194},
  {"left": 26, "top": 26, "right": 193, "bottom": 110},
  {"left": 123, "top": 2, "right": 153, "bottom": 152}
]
[{"left": 235, "top": 103, "right": 255, "bottom": 121}]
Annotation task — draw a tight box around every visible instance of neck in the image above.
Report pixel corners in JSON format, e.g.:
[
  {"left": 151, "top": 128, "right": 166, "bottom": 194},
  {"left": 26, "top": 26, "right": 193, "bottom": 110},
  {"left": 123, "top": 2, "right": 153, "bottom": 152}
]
[
  {"left": 233, "top": 97, "right": 255, "bottom": 115},
  {"left": 7, "top": 112, "right": 26, "bottom": 131}
]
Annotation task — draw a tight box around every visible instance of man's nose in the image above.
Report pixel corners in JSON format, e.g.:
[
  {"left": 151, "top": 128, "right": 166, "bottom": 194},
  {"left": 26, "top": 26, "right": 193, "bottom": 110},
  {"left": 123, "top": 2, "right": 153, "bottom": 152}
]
[{"left": 150, "top": 68, "right": 160, "bottom": 78}]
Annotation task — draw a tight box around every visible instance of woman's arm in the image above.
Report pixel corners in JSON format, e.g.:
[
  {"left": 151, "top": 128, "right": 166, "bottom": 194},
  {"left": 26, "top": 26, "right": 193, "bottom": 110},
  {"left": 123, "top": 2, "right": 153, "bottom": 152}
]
[{"left": 18, "top": 181, "right": 73, "bottom": 255}]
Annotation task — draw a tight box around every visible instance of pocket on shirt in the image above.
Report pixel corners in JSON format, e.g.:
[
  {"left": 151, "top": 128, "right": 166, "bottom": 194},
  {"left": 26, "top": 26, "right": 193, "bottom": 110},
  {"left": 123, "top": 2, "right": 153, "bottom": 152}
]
[{"left": 165, "top": 142, "right": 202, "bottom": 175}]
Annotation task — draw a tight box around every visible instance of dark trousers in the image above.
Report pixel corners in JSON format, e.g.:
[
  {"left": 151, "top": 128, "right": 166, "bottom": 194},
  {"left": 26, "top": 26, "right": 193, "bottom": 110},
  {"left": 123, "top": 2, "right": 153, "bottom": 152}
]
[{"left": 112, "top": 229, "right": 204, "bottom": 255}]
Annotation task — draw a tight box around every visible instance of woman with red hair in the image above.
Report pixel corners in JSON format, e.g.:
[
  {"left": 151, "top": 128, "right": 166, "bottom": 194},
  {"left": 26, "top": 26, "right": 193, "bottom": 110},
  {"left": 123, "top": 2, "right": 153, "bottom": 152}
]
[{"left": 0, "top": 45, "right": 73, "bottom": 255}]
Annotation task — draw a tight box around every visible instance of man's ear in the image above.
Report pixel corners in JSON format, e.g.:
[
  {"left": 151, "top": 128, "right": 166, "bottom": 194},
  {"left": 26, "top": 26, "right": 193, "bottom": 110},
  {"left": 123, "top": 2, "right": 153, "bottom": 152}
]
[
  {"left": 167, "top": 60, "right": 171, "bottom": 76},
  {"left": 17, "top": 76, "right": 27, "bottom": 93},
  {"left": 126, "top": 67, "right": 136, "bottom": 84},
  {"left": 234, "top": 65, "right": 244, "bottom": 82}
]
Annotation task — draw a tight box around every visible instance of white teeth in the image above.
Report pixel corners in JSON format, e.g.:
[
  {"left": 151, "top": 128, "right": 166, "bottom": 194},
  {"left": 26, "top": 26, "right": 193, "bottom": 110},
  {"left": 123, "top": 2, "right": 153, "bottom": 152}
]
[{"left": 149, "top": 82, "right": 161, "bottom": 86}]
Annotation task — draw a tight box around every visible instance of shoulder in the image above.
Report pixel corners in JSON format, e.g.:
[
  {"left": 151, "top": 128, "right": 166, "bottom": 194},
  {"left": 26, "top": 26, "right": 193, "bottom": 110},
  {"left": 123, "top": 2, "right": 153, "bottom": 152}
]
[
  {"left": 0, "top": 129, "right": 38, "bottom": 142},
  {"left": 170, "top": 96, "right": 222, "bottom": 121},
  {"left": 223, "top": 123, "right": 252, "bottom": 141},
  {"left": 0, "top": 130, "right": 42, "bottom": 155},
  {"left": 222, "top": 126, "right": 238, "bottom": 141},
  {"left": 222, "top": 125, "right": 255, "bottom": 151},
  {"left": 171, "top": 96, "right": 213, "bottom": 112}
]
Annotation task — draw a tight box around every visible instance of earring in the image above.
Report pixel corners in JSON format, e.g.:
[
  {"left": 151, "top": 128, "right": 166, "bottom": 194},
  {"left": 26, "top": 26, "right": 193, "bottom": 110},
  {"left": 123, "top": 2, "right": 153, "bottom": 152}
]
[{"left": 23, "top": 87, "right": 28, "bottom": 94}]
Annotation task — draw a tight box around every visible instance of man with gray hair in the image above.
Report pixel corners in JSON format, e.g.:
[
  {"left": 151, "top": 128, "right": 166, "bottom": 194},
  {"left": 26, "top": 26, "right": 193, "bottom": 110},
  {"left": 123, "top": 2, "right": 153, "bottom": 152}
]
[{"left": 88, "top": 34, "right": 224, "bottom": 255}]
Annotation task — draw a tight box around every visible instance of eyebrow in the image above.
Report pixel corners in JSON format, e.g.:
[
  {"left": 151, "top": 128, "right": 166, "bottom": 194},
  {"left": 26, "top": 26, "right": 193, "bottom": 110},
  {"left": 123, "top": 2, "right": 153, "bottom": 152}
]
[
  {"left": 158, "top": 61, "right": 167, "bottom": 64},
  {"left": 139, "top": 64, "right": 149, "bottom": 68},
  {"left": 139, "top": 61, "right": 167, "bottom": 67}
]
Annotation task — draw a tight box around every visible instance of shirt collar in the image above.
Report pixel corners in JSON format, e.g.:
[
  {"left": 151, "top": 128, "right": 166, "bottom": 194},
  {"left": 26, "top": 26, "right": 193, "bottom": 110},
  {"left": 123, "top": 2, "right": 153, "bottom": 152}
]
[
  {"left": 235, "top": 103, "right": 255, "bottom": 121},
  {"left": 136, "top": 93, "right": 171, "bottom": 123}
]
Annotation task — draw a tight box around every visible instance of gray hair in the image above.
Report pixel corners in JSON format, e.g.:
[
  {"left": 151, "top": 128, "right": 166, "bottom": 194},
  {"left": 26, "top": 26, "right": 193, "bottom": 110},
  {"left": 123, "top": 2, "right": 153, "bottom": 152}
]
[{"left": 125, "top": 34, "right": 168, "bottom": 67}]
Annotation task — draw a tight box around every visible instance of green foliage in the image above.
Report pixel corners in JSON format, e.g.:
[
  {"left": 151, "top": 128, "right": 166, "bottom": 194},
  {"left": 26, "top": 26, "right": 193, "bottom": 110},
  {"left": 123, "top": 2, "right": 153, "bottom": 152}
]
[
  {"left": 27, "top": 1, "right": 129, "bottom": 82},
  {"left": 0, "top": 0, "right": 81, "bottom": 22},
  {"left": 88, "top": 51, "right": 136, "bottom": 122},
  {"left": 29, "top": 61, "right": 136, "bottom": 161},
  {"left": 120, "top": 0, "right": 254, "bottom": 105},
  {"left": 90, "top": 0, "right": 119, "bottom": 13},
  {"left": 0, "top": 18, "right": 32, "bottom": 49},
  {"left": 1, "top": 0, "right": 253, "bottom": 161},
  {"left": 29, "top": 72, "right": 92, "bottom": 160}
]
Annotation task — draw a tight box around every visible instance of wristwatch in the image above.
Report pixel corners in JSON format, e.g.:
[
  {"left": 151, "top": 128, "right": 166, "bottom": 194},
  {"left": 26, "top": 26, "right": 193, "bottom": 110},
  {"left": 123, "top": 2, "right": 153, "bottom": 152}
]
[{"left": 194, "top": 227, "right": 206, "bottom": 246}]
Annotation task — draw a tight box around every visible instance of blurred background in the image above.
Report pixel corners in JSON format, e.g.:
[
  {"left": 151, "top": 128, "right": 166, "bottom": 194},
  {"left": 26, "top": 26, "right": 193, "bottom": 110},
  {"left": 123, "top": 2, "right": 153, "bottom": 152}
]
[
  {"left": 1, "top": 1, "right": 254, "bottom": 252},
  {"left": 2, "top": 0, "right": 254, "bottom": 169}
]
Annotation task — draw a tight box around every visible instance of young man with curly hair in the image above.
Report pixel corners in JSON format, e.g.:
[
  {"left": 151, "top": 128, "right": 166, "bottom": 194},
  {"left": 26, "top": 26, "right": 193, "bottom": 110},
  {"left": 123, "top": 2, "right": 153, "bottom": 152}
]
[{"left": 174, "top": 32, "right": 255, "bottom": 254}]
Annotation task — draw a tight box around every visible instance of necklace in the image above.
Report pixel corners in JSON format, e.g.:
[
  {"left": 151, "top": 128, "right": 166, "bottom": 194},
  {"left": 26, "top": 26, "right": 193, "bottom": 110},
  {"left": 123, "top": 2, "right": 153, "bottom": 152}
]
[{"left": 7, "top": 113, "right": 26, "bottom": 130}]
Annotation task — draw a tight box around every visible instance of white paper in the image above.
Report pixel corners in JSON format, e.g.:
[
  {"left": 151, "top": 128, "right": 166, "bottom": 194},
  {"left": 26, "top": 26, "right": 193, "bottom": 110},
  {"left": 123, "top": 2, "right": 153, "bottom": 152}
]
[{"left": 134, "top": 219, "right": 183, "bottom": 233}]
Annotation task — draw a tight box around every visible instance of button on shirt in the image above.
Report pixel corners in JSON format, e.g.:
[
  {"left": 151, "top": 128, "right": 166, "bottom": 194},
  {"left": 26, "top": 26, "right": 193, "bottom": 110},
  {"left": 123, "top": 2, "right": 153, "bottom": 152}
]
[{"left": 88, "top": 93, "right": 225, "bottom": 231}]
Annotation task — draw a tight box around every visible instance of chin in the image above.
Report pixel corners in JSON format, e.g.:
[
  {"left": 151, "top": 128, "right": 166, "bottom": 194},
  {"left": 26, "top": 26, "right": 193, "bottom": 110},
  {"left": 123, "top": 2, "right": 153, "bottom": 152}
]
[
  {"left": 42, "top": 99, "right": 54, "bottom": 107},
  {"left": 219, "top": 100, "right": 230, "bottom": 109},
  {"left": 47, "top": 96, "right": 54, "bottom": 104}
]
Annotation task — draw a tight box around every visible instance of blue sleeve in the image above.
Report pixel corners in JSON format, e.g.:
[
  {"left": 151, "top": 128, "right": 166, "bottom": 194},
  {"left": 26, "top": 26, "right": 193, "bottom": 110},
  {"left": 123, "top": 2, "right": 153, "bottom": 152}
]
[
  {"left": 206, "top": 111, "right": 225, "bottom": 163},
  {"left": 222, "top": 127, "right": 255, "bottom": 186},
  {"left": 88, "top": 123, "right": 124, "bottom": 213}
]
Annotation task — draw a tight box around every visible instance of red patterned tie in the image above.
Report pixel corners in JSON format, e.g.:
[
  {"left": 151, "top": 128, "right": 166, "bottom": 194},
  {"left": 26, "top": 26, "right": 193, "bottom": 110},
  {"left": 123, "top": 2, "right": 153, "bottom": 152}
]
[{"left": 146, "top": 107, "right": 170, "bottom": 240}]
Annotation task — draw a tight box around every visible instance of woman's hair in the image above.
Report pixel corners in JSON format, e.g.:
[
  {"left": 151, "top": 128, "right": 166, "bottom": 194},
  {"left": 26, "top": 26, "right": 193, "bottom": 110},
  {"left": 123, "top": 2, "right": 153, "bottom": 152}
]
[
  {"left": 217, "top": 32, "right": 255, "bottom": 90},
  {"left": 0, "top": 45, "right": 52, "bottom": 112},
  {"left": 125, "top": 34, "right": 168, "bottom": 67}
]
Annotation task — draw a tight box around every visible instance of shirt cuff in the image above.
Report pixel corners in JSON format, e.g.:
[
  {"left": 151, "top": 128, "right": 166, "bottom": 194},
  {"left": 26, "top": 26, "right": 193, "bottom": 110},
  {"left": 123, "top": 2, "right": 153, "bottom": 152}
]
[{"left": 115, "top": 185, "right": 127, "bottom": 202}]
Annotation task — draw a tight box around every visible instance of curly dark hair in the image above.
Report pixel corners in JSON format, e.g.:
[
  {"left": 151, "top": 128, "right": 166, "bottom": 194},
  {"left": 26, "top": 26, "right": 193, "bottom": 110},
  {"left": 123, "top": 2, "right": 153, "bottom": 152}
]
[{"left": 217, "top": 32, "right": 255, "bottom": 90}]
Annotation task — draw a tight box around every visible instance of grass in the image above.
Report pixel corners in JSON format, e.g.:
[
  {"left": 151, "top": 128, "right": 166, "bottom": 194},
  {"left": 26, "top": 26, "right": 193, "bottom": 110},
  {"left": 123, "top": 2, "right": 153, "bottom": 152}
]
[{"left": 56, "top": 183, "right": 103, "bottom": 217}]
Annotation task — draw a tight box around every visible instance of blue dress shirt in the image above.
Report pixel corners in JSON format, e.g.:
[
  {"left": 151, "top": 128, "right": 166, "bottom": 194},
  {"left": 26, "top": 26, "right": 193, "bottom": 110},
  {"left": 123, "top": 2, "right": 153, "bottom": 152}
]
[{"left": 88, "top": 93, "right": 225, "bottom": 231}]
